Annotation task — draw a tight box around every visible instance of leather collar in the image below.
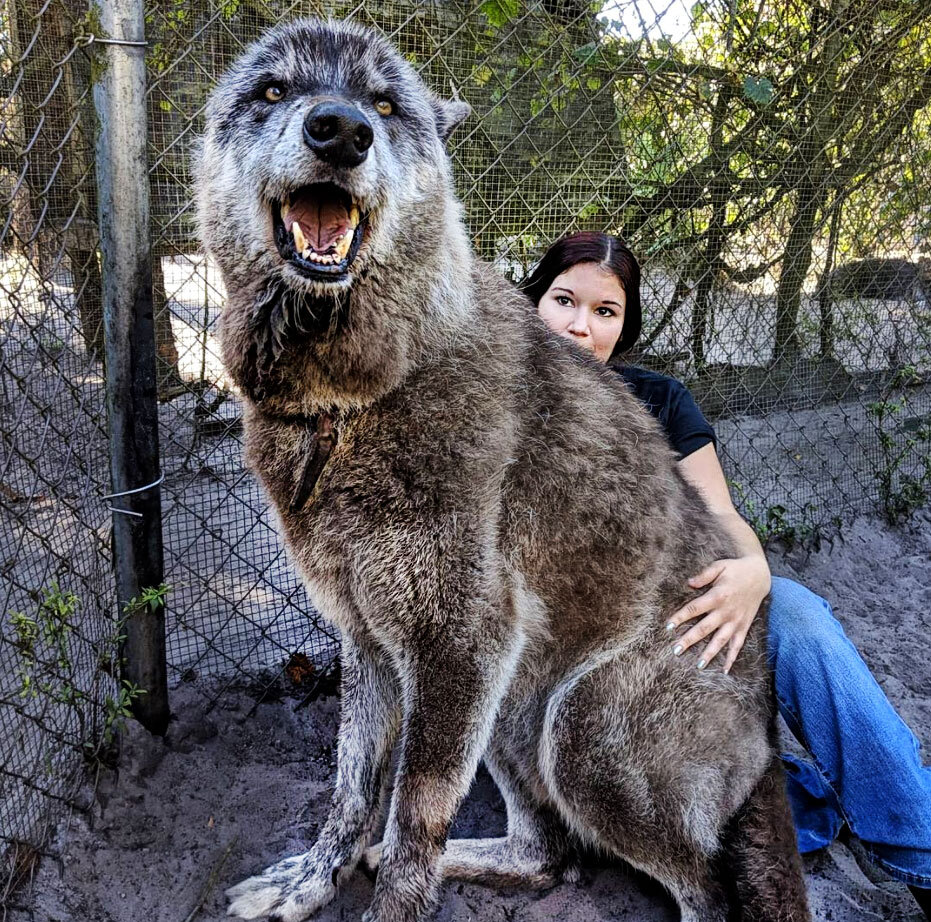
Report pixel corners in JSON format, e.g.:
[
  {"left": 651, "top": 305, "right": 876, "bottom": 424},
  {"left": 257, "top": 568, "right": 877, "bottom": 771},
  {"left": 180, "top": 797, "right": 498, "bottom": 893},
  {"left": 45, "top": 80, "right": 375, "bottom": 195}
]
[{"left": 287, "top": 412, "right": 337, "bottom": 513}]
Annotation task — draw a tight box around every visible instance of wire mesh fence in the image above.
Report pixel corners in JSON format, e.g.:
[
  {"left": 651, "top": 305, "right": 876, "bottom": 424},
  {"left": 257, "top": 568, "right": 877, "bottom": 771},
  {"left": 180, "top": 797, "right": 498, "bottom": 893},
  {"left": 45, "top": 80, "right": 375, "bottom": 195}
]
[
  {"left": 0, "top": 0, "right": 121, "bottom": 896},
  {"left": 2, "top": 0, "right": 931, "bottom": 902}
]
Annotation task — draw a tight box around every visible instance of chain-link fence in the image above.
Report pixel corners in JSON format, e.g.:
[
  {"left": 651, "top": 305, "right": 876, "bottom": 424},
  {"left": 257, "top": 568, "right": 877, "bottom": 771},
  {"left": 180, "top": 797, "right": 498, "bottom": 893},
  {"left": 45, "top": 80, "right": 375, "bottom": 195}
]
[
  {"left": 0, "top": 0, "right": 121, "bottom": 899},
  {"left": 3, "top": 0, "right": 931, "bottom": 902}
]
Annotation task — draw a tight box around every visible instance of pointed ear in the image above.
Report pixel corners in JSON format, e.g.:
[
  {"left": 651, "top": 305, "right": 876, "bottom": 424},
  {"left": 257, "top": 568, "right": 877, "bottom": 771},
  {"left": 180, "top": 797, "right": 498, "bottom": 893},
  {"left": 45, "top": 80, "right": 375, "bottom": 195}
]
[{"left": 431, "top": 97, "right": 471, "bottom": 144}]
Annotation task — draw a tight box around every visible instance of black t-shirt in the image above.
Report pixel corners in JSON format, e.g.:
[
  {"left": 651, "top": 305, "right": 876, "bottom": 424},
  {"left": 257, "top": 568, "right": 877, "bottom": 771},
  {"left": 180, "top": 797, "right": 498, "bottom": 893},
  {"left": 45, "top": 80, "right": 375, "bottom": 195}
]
[{"left": 615, "top": 365, "right": 717, "bottom": 460}]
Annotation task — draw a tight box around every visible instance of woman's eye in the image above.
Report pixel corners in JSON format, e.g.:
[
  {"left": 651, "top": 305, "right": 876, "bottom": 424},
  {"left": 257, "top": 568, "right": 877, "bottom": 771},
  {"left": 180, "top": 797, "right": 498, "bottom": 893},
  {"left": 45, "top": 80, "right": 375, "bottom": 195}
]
[
  {"left": 264, "top": 85, "right": 285, "bottom": 103},
  {"left": 374, "top": 98, "right": 394, "bottom": 117},
  {"left": 596, "top": 306, "right": 616, "bottom": 317},
  {"left": 555, "top": 295, "right": 571, "bottom": 306}
]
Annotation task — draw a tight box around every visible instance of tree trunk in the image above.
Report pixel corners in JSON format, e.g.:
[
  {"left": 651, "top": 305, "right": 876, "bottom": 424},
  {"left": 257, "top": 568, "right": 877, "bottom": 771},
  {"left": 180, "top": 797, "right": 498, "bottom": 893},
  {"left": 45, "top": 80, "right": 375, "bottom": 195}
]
[
  {"left": 773, "top": 0, "right": 847, "bottom": 361},
  {"left": 57, "top": 0, "right": 106, "bottom": 361},
  {"left": 691, "top": 91, "right": 730, "bottom": 371},
  {"left": 774, "top": 177, "right": 823, "bottom": 359},
  {"left": 817, "top": 195, "right": 843, "bottom": 360},
  {"left": 1, "top": 1, "right": 39, "bottom": 258}
]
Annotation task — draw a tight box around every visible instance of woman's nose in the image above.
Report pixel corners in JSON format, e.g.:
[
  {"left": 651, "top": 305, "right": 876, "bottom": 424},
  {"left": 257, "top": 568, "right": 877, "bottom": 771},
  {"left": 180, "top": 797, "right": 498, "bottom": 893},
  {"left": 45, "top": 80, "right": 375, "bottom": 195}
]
[{"left": 567, "top": 307, "right": 589, "bottom": 335}]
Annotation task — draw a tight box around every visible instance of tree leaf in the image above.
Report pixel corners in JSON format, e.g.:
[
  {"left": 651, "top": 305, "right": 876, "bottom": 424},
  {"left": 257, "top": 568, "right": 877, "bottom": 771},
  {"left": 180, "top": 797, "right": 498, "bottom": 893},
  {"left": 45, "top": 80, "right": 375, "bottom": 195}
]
[
  {"left": 480, "top": 0, "right": 522, "bottom": 29},
  {"left": 743, "top": 75, "right": 775, "bottom": 105}
]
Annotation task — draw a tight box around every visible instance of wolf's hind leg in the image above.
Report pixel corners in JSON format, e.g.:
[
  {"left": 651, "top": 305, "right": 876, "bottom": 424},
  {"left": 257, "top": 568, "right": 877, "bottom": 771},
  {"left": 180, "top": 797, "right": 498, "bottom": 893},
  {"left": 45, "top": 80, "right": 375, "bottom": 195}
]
[
  {"left": 539, "top": 657, "right": 751, "bottom": 922},
  {"left": 436, "top": 831, "right": 571, "bottom": 888},
  {"left": 722, "top": 758, "right": 811, "bottom": 922},
  {"left": 227, "top": 633, "right": 400, "bottom": 922}
]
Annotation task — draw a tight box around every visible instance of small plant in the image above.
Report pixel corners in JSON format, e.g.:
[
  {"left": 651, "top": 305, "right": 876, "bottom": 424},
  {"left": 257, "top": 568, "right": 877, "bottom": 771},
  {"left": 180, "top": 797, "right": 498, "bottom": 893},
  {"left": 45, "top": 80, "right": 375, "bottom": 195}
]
[
  {"left": 8, "top": 584, "right": 78, "bottom": 697},
  {"left": 867, "top": 364, "right": 931, "bottom": 523},
  {"left": 39, "top": 583, "right": 79, "bottom": 670},
  {"left": 728, "top": 481, "right": 820, "bottom": 548},
  {"left": 123, "top": 581, "right": 171, "bottom": 615},
  {"left": 102, "top": 680, "right": 147, "bottom": 747},
  {"left": 10, "top": 610, "right": 38, "bottom": 656},
  {"left": 5, "top": 582, "right": 163, "bottom": 767},
  {"left": 38, "top": 334, "right": 66, "bottom": 361}
]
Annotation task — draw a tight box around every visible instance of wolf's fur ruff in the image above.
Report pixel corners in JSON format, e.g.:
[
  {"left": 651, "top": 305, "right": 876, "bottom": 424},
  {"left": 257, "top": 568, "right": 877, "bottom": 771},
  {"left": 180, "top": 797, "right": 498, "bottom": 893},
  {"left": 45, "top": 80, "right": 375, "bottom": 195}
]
[{"left": 197, "top": 18, "right": 810, "bottom": 922}]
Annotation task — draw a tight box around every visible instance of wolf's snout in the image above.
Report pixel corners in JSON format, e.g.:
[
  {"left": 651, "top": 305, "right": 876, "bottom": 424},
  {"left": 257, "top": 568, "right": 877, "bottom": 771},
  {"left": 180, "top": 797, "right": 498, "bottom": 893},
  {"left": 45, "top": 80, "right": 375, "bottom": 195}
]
[{"left": 303, "top": 102, "right": 374, "bottom": 168}]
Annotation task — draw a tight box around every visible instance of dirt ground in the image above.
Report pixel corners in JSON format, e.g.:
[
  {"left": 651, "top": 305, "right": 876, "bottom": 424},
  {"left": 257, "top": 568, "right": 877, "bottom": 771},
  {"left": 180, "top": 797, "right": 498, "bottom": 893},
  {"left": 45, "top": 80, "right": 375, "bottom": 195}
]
[{"left": 5, "top": 511, "right": 931, "bottom": 922}]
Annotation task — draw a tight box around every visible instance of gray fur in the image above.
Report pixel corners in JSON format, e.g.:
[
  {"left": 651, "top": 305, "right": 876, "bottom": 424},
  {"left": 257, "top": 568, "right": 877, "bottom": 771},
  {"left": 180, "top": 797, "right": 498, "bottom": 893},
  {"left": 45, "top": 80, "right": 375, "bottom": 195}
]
[{"left": 196, "top": 18, "right": 810, "bottom": 922}]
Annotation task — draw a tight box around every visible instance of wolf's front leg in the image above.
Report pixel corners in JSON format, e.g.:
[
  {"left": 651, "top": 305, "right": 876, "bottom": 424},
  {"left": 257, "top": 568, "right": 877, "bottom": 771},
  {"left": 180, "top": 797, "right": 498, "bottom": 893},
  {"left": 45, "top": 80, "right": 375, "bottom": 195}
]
[
  {"left": 363, "top": 628, "right": 520, "bottom": 922},
  {"left": 227, "top": 632, "right": 400, "bottom": 922}
]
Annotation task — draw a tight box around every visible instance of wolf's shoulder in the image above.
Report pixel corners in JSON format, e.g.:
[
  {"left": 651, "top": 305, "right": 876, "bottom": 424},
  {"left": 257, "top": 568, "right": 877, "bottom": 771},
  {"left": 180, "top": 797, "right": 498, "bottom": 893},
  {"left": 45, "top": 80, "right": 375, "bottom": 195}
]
[{"left": 471, "top": 259, "right": 535, "bottom": 310}]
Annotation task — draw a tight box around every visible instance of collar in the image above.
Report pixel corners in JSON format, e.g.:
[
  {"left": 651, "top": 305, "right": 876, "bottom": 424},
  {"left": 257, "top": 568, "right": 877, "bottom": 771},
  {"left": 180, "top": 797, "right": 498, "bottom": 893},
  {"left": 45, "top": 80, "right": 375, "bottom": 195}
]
[{"left": 287, "top": 412, "right": 338, "bottom": 513}]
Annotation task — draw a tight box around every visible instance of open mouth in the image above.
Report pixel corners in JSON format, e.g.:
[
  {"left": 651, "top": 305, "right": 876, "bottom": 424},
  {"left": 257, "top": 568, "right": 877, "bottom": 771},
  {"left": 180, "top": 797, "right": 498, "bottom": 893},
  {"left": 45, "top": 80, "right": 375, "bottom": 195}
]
[{"left": 272, "top": 182, "right": 369, "bottom": 281}]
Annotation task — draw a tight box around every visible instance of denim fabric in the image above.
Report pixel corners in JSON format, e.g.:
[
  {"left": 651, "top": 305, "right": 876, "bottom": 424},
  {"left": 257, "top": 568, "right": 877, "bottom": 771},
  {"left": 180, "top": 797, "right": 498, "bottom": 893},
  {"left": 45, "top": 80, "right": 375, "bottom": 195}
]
[{"left": 768, "top": 576, "right": 931, "bottom": 885}]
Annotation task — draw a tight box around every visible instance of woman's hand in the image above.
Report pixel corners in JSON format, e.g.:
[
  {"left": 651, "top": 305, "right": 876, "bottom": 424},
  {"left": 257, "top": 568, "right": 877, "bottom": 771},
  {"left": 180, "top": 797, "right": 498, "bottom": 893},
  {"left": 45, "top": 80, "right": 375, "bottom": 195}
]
[{"left": 665, "top": 555, "right": 770, "bottom": 673}]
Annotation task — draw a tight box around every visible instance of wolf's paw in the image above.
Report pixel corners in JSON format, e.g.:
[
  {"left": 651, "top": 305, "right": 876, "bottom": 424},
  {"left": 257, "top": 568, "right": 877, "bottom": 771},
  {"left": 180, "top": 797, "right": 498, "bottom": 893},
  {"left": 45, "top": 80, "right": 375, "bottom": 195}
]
[
  {"left": 226, "top": 853, "right": 336, "bottom": 922},
  {"left": 360, "top": 841, "right": 384, "bottom": 876},
  {"left": 561, "top": 859, "right": 581, "bottom": 884}
]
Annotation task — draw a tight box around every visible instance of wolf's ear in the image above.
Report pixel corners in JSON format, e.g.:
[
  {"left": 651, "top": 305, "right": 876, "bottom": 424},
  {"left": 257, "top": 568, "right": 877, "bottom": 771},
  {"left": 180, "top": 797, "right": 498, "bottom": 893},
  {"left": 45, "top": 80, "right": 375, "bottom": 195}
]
[{"left": 431, "top": 97, "right": 471, "bottom": 144}]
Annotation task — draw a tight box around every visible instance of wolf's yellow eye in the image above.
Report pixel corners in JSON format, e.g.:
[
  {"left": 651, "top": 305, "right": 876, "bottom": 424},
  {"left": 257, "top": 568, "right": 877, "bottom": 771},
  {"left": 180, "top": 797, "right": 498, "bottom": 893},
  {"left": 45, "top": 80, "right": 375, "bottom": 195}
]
[
  {"left": 375, "top": 99, "right": 394, "bottom": 117},
  {"left": 264, "top": 85, "right": 285, "bottom": 103}
]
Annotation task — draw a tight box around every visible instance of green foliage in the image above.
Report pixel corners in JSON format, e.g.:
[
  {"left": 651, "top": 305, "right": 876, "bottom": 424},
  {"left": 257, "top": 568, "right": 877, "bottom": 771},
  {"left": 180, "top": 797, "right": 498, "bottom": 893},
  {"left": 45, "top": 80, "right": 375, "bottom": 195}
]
[
  {"left": 9, "top": 610, "right": 39, "bottom": 699},
  {"left": 146, "top": 0, "right": 194, "bottom": 76},
  {"left": 729, "top": 481, "right": 820, "bottom": 547},
  {"left": 124, "top": 582, "right": 171, "bottom": 615},
  {"left": 9, "top": 610, "right": 38, "bottom": 658},
  {"left": 480, "top": 0, "right": 521, "bottom": 29},
  {"left": 76, "top": 4, "right": 108, "bottom": 84},
  {"left": 867, "top": 366, "right": 931, "bottom": 523},
  {"left": 39, "top": 583, "right": 79, "bottom": 670},
  {"left": 6, "top": 584, "right": 163, "bottom": 765},
  {"left": 742, "top": 76, "right": 774, "bottom": 106},
  {"left": 102, "top": 681, "right": 147, "bottom": 747}
]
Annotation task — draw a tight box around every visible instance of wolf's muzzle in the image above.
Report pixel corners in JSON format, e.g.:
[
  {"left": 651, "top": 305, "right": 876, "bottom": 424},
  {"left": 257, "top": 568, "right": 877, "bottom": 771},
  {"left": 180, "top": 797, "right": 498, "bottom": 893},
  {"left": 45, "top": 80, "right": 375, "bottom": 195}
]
[{"left": 303, "top": 102, "right": 373, "bottom": 169}]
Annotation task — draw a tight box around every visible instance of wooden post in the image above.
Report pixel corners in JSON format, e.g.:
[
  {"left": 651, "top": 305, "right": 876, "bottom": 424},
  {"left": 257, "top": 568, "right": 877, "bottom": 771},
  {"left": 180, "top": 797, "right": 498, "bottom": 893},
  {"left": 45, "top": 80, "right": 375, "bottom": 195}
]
[{"left": 94, "top": 0, "right": 170, "bottom": 735}]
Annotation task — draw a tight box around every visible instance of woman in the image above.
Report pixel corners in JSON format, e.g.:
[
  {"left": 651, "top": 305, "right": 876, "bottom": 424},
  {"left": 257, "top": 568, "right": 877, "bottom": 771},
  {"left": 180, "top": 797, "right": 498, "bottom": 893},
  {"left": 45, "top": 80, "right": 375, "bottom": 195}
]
[{"left": 521, "top": 231, "right": 931, "bottom": 916}]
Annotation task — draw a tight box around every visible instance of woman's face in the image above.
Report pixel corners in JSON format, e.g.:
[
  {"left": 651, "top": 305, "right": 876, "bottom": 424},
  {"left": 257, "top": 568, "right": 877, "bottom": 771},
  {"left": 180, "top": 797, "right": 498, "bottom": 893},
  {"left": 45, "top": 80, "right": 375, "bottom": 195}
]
[{"left": 536, "top": 262, "right": 626, "bottom": 363}]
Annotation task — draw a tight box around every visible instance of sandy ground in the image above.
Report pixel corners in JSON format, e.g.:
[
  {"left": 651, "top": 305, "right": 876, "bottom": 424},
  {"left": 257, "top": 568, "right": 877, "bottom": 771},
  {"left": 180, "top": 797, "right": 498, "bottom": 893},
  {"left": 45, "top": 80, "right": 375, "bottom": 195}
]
[{"left": 5, "top": 511, "right": 930, "bottom": 922}]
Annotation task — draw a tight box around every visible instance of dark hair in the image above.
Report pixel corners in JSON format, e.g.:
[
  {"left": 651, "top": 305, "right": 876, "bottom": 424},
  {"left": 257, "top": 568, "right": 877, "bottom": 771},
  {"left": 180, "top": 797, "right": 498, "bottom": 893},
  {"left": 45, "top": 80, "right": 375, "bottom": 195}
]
[{"left": 519, "top": 231, "right": 642, "bottom": 358}]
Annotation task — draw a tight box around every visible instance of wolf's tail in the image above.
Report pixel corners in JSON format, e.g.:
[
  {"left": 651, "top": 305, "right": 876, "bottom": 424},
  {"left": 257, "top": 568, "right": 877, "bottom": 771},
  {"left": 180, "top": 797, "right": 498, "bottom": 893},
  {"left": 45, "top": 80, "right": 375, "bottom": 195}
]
[{"left": 721, "top": 758, "right": 811, "bottom": 922}]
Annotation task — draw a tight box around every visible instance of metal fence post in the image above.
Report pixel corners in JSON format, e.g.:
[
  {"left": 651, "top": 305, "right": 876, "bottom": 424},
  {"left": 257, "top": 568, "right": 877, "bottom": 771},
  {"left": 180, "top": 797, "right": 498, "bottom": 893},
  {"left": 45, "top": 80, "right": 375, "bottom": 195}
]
[{"left": 94, "top": 0, "right": 170, "bottom": 734}]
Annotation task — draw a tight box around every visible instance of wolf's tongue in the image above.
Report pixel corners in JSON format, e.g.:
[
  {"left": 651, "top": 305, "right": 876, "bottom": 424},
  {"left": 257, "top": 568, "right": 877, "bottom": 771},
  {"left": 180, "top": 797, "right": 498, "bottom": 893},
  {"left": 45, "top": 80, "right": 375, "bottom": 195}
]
[{"left": 286, "top": 198, "right": 350, "bottom": 251}]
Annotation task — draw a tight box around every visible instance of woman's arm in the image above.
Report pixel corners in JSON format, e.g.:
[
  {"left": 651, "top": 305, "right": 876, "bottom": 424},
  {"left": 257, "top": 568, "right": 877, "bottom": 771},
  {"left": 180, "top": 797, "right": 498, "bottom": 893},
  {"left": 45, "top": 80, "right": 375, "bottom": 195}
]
[{"left": 666, "top": 442, "right": 771, "bottom": 672}]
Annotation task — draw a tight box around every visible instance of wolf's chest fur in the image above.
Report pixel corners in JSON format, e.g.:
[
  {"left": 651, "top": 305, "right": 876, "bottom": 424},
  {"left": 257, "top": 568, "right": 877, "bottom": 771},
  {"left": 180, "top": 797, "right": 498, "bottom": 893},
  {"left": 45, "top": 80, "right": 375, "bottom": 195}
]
[
  {"left": 239, "top": 350, "right": 713, "bottom": 662},
  {"left": 239, "top": 378, "right": 515, "bottom": 632}
]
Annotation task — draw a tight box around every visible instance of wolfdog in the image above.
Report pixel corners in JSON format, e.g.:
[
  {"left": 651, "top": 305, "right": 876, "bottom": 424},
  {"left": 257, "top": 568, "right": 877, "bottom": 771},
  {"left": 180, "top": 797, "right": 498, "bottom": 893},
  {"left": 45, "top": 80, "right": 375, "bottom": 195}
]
[{"left": 196, "top": 18, "right": 810, "bottom": 922}]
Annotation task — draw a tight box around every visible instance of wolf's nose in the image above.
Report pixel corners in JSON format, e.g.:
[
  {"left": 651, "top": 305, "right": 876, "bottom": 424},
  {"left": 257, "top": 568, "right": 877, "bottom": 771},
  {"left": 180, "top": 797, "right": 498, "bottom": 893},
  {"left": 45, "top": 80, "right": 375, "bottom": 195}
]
[{"left": 303, "top": 102, "right": 374, "bottom": 168}]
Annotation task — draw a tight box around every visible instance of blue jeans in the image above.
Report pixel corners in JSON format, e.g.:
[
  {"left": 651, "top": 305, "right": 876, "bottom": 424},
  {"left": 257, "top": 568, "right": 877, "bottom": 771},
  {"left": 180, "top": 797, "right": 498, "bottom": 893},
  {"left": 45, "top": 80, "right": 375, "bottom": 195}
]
[{"left": 769, "top": 576, "right": 931, "bottom": 886}]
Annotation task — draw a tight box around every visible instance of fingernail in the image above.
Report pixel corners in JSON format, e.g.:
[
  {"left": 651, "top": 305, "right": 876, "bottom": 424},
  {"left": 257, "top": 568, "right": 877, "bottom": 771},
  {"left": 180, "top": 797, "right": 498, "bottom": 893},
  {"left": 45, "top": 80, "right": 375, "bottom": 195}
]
[
  {"left": 697, "top": 659, "right": 706, "bottom": 670},
  {"left": 665, "top": 621, "right": 675, "bottom": 632},
  {"left": 673, "top": 644, "right": 683, "bottom": 656}
]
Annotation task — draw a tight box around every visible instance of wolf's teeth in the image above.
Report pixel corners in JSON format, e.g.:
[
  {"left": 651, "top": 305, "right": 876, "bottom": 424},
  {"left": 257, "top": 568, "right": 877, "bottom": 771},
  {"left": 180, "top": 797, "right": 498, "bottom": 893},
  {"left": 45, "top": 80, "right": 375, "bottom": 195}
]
[
  {"left": 281, "top": 202, "right": 289, "bottom": 221},
  {"left": 334, "top": 228, "right": 354, "bottom": 260},
  {"left": 349, "top": 205, "right": 360, "bottom": 227},
  {"left": 292, "top": 222, "right": 307, "bottom": 254},
  {"left": 303, "top": 250, "right": 337, "bottom": 265}
]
